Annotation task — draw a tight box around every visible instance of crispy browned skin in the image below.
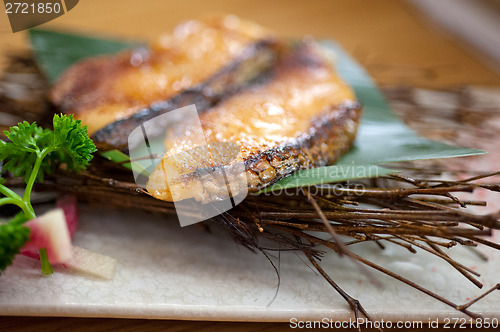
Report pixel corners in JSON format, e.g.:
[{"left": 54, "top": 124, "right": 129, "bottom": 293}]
[
  {"left": 146, "top": 42, "right": 362, "bottom": 202},
  {"left": 50, "top": 15, "right": 278, "bottom": 149}
]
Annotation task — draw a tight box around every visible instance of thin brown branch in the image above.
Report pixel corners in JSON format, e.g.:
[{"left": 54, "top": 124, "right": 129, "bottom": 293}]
[
  {"left": 304, "top": 251, "right": 381, "bottom": 332},
  {"left": 457, "top": 284, "right": 500, "bottom": 311},
  {"left": 302, "top": 230, "right": 482, "bottom": 319},
  {"left": 303, "top": 188, "right": 349, "bottom": 257}
]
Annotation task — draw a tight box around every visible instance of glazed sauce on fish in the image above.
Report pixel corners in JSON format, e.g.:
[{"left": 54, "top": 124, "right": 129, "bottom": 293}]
[{"left": 50, "top": 15, "right": 274, "bottom": 135}]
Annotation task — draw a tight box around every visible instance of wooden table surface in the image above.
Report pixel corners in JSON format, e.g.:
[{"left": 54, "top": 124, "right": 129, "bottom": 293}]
[{"left": 1, "top": 0, "right": 500, "bottom": 331}]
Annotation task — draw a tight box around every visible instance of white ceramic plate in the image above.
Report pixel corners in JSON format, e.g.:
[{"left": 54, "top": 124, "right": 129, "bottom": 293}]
[{"left": 1, "top": 202, "right": 499, "bottom": 323}]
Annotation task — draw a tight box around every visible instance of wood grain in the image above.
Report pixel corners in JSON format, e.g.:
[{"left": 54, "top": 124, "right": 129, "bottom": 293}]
[
  {"left": 0, "top": 316, "right": 497, "bottom": 332},
  {"left": 1, "top": 0, "right": 500, "bottom": 331},
  {"left": 1, "top": 0, "right": 499, "bottom": 87}
]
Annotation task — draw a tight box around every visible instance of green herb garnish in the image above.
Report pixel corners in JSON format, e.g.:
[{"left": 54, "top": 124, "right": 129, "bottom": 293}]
[
  {"left": 0, "top": 212, "right": 30, "bottom": 272},
  {"left": 0, "top": 114, "right": 96, "bottom": 274}
]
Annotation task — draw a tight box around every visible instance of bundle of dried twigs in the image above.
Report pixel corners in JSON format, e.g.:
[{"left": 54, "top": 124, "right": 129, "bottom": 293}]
[{"left": 2, "top": 54, "right": 500, "bottom": 325}]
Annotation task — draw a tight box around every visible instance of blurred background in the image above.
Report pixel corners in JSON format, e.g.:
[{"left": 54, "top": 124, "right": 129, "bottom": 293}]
[{"left": 1, "top": 0, "right": 500, "bottom": 88}]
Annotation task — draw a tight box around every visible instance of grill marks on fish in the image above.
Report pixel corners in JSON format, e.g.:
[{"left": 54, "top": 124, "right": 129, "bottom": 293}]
[
  {"left": 244, "top": 102, "right": 360, "bottom": 192},
  {"left": 93, "top": 40, "right": 277, "bottom": 150},
  {"left": 146, "top": 42, "right": 362, "bottom": 202},
  {"left": 49, "top": 16, "right": 279, "bottom": 149}
]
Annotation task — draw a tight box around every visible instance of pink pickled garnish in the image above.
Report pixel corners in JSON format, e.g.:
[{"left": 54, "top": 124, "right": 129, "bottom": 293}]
[
  {"left": 56, "top": 195, "right": 79, "bottom": 238},
  {"left": 20, "top": 195, "right": 78, "bottom": 263}
]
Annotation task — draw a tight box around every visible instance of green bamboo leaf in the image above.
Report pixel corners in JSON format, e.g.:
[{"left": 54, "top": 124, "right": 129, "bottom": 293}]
[
  {"left": 98, "top": 149, "right": 149, "bottom": 178},
  {"left": 322, "top": 41, "right": 484, "bottom": 166},
  {"left": 99, "top": 150, "right": 133, "bottom": 171},
  {"left": 29, "top": 29, "right": 137, "bottom": 83},
  {"left": 28, "top": 31, "right": 485, "bottom": 192},
  {"left": 259, "top": 165, "right": 394, "bottom": 194}
]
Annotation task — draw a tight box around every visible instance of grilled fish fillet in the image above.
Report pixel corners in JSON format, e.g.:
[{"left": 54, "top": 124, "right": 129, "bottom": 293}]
[
  {"left": 50, "top": 15, "right": 278, "bottom": 149},
  {"left": 146, "top": 42, "right": 362, "bottom": 202}
]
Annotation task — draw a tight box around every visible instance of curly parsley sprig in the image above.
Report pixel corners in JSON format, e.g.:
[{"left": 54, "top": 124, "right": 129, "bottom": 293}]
[{"left": 0, "top": 114, "right": 96, "bottom": 274}]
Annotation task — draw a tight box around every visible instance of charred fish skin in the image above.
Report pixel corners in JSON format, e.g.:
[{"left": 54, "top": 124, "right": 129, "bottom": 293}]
[
  {"left": 146, "top": 42, "right": 363, "bottom": 203},
  {"left": 244, "top": 101, "right": 361, "bottom": 192},
  {"left": 92, "top": 39, "right": 278, "bottom": 151},
  {"left": 49, "top": 15, "right": 280, "bottom": 149},
  {"left": 161, "top": 101, "right": 361, "bottom": 200}
]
